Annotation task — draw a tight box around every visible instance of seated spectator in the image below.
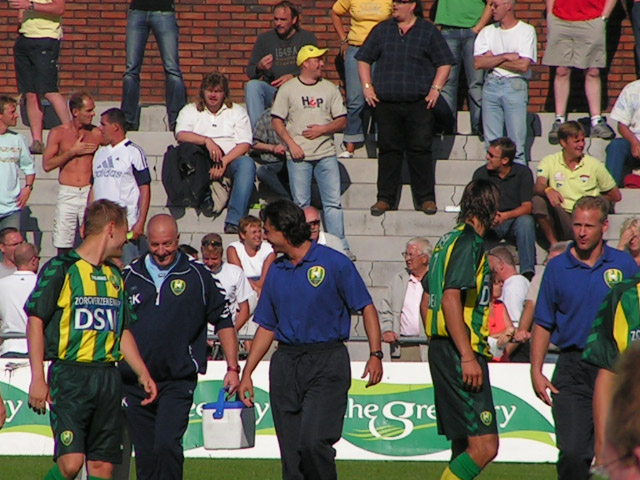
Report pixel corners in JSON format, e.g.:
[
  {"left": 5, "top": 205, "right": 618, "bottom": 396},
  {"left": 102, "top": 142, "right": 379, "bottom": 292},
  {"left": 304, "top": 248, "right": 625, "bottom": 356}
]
[
  {"left": 252, "top": 108, "right": 290, "bottom": 201},
  {"left": 178, "top": 244, "right": 198, "bottom": 261},
  {"left": 379, "top": 237, "right": 431, "bottom": 362},
  {"left": 488, "top": 245, "right": 529, "bottom": 361},
  {"left": 487, "top": 275, "right": 514, "bottom": 362},
  {"left": 175, "top": 72, "right": 255, "bottom": 234},
  {"left": 201, "top": 233, "right": 257, "bottom": 353},
  {"left": 227, "top": 215, "right": 276, "bottom": 294},
  {"left": 303, "top": 206, "right": 351, "bottom": 259},
  {"left": 606, "top": 78, "right": 640, "bottom": 186},
  {"left": 245, "top": 1, "right": 317, "bottom": 129},
  {"left": 533, "top": 121, "right": 620, "bottom": 246},
  {"left": 0, "top": 242, "right": 39, "bottom": 358},
  {"left": 617, "top": 217, "right": 640, "bottom": 268},
  {"left": 0, "top": 227, "right": 24, "bottom": 278},
  {"left": 472, "top": 137, "right": 536, "bottom": 279}
]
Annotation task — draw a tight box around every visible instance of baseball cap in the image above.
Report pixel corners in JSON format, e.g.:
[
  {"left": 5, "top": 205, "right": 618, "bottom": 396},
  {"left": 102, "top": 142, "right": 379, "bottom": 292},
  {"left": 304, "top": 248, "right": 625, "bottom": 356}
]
[{"left": 296, "top": 45, "right": 328, "bottom": 67}]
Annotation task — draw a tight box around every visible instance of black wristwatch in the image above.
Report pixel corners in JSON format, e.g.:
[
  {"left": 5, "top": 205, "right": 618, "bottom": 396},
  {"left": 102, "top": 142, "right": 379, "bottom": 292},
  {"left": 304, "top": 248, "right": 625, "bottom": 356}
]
[{"left": 370, "top": 350, "right": 383, "bottom": 360}]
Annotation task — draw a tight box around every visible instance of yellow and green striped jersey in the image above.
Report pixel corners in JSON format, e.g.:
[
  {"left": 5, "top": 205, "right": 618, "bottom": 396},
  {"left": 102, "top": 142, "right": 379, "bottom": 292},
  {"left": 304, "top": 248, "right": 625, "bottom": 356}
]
[
  {"left": 26, "top": 251, "right": 133, "bottom": 363},
  {"left": 422, "top": 223, "right": 492, "bottom": 357},
  {"left": 583, "top": 273, "right": 640, "bottom": 371}
]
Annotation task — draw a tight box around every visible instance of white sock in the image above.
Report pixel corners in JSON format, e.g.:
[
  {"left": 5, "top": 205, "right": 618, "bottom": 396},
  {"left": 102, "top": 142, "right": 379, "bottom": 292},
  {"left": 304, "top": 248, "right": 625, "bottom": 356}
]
[
  {"left": 591, "top": 115, "right": 603, "bottom": 126},
  {"left": 555, "top": 115, "right": 566, "bottom": 123}
]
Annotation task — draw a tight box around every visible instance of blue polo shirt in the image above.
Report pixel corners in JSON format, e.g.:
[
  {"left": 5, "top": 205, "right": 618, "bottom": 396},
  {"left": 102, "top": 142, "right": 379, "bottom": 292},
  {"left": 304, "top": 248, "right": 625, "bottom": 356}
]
[
  {"left": 254, "top": 242, "right": 373, "bottom": 344},
  {"left": 534, "top": 243, "right": 638, "bottom": 350}
]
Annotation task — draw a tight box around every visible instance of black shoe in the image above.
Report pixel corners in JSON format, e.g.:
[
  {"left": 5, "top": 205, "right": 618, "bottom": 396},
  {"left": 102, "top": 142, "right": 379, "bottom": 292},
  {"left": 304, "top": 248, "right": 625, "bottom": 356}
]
[
  {"left": 200, "top": 195, "right": 215, "bottom": 217},
  {"left": 224, "top": 223, "right": 239, "bottom": 234},
  {"left": 124, "top": 122, "right": 138, "bottom": 132}
]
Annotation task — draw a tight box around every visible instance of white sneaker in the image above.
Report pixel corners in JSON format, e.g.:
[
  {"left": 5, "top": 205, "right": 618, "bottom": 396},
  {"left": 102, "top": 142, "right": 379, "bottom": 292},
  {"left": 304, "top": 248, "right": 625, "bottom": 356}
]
[{"left": 338, "top": 151, "right": 354, "bottom": 159}]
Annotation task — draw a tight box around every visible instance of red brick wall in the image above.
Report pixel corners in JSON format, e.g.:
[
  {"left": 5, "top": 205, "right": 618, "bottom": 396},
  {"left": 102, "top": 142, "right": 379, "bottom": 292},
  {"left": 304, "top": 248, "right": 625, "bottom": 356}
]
[{"left": 0, "top": 0, "right": 636, "bottom": 113}]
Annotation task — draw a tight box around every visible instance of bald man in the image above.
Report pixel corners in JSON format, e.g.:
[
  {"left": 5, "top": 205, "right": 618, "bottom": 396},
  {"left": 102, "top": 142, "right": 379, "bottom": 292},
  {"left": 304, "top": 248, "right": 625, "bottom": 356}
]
[
  {"left": 120, "top": 214, "right": 240, "bottom": 480},
  {"left": 303, "top": 206, "right": 353, "bottom": 260}
]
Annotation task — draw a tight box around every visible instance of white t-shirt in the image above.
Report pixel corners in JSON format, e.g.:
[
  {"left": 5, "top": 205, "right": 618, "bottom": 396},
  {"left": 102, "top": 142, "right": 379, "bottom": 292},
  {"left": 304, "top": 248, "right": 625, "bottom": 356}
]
[
  {"left": 611, "top": 79, "right": 640, "bottom": 141},
  {"left": 174, "top": 103, "right": 253, "bottom": 155},
  {"left": 0, "top": 262, "right": 16, "bottom": 279},
  {"left": 228, "top": 240, "right": 274, "bottom": 280},
  {"left": 474, "top": 21, "right": 537, "bottom": 79},
  {"left": 499, "top": 274, "right": 530, "bottom": 327},
  {"left": 0, "top": 130, "right": 34, "bottom": 217},
  {"left": 0, "top": 270, "right": 37, "bottom": 355},
  {"left": 211, "top": 262, "right": 255, "bottom": 325},
  {"left": 92, "top": 139, "right": 150, "bottom": 228}
]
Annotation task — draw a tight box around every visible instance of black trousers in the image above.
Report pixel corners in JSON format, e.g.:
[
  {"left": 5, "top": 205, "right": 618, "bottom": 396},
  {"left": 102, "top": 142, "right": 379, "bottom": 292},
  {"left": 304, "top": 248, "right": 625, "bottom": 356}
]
[
  {"left": 123, "top": 376, "right": 197, "bottom": 480},
  {"left": 269, "top": 342, "right": 351, "bottom": 480},
  {"left": 375, "top": 99, "right": 435, "bottom": 205},
  {"left": 551, "top": 350, "right": 599, "bottom": 480}
]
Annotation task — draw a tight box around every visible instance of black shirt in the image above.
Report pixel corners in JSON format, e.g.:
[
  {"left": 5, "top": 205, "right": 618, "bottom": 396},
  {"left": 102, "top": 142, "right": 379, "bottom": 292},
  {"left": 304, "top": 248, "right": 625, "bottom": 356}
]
[{"left": 472, "top": 163, "right": 534, "bottom": 212}]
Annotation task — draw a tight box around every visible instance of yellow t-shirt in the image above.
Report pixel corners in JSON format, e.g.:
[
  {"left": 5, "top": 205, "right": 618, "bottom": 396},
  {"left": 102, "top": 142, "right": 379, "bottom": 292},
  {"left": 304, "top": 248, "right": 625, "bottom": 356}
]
[
  {"left": 536, "top": 151, "right": 617, "bottom": 212},
  {"left": 332, "top": 0, "right": 392, "bottom": 46},
  {"left": 19, "top": 0, "right": 62, "bottom": 40}
]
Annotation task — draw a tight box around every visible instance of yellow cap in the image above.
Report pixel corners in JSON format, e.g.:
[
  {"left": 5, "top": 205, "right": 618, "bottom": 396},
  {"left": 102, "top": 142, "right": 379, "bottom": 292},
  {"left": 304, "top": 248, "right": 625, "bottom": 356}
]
[{"left": 296, "top": 45, "right": 328, "bottom": 67}]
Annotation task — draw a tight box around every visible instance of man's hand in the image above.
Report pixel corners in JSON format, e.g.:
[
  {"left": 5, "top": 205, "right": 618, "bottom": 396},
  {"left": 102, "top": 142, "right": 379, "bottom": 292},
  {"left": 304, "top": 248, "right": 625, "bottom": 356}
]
[
  {"left": 138, "top": 372, "right": 158, "bottom": 406},
  {"left": 492, "top": 211, "right": 508, "bottom": 227},
  {"left": 28, "top": 378, "right": 50, "bottom": 415},
  {"left": 545, "top": 188, "right": 564, "bottom": 207},
  {"left": 503, "top": 52, "right": 520, "bottom": 62},
  {"left": 302, "top": 124, "right": 326, "bottom": 140},
  {"left": 288, "top": 142, "right": 305, "bottom": 161},
  {"left": 9, "top": 0, "right": 29, "bottom": 9},
  {"left": 363, "top": 85, "right": 379, "bottom": 107},
  {"left": 205, "top": 137, "right": 224, "bottom": 163},
  {"left": 70, "top": 134, "right": 98, "bottom": 157},
  {"left": 513, "top": 330, "right": 531, "bottom": 343},
  {"left": 461, "top": 357, "right": 483, "bottom": 391},
  {"left": 209, "top": 162, "right": 227, "bottom": 180},
  {"left": 270, "top": 74, "right": 294, "bottom": 88},
  {"left": 130, "top": 221, "right": 145, "bottom": 241},
  {"left": 272, "top": 144, "right": 287, "bottom": 156},
  {"left": 340, "top": 42, "right": 348, "bottom": 58},
  {"left": 362, "top": 357, "right": 383, "bottom": 387},
  {"left": 239, "top": 375, "right": 254, "bottom": 407},
  {"left": 531, "top": 370, "right": 558, "bottom": 406},
  {"left": 632, "top": 139, "right": 640, "bottom": 159},
  {"left": 223, "top": 371, "right": 240, "bottom": 396},
  {"left": 425, "top": 90, "right": 439, "bottom": 110},
  {"left": 16, "top": 186, "right": 31, "bottom": 209},
  {"left": 382, "top": 331, "right": 398, "bottom": 343},
  {"left": 257, "top": 54, "right": 274, "bottom": 72}
]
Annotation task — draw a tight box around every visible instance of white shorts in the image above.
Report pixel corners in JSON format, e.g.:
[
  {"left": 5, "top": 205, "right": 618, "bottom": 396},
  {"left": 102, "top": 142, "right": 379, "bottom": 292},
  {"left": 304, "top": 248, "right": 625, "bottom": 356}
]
[
  {"left": 238, "top": 293, "right": 259, "bottom": 337},
  {"left": 53, "top": 185, "right": 90, "bottom": 248}
]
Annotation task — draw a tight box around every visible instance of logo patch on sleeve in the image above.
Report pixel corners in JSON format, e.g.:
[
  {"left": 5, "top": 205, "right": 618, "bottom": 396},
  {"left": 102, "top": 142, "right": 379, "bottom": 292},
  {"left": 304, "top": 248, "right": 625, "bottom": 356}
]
[
  {"left": 307, "top": 266, "right": 326, "bottom": 287},
  {"left": 480, "top": 411, "right": 493, "bottom": 427},
  {"left": 60, "top": 430, "right": 74, "bottom": 446}
]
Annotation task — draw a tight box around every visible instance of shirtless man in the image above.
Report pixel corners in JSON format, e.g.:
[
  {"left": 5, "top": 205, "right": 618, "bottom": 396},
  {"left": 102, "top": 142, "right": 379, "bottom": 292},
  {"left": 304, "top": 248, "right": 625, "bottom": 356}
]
[{"left": 44, "top": 92, "right": 103, "bottom": 254}]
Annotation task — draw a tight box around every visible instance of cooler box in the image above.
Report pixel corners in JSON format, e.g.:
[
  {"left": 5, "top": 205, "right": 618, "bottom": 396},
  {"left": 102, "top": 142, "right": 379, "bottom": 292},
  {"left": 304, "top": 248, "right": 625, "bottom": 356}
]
[{"left": 202, "top": 387, "right": 256, "bottom": 450}]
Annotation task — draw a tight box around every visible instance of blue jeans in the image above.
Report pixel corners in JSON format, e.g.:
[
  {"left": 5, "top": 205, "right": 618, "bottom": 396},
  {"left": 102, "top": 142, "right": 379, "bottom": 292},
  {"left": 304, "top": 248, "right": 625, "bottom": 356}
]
[
  {"left": 344, "top": 46, "right": 366, "bottom": 144},
  {"left": 287, "top": 156, "right": 349, "bottom": 250},
  {"left": 606, "top": 138, "right": 632, "bottom": 186},
  {"left": 225, "top": 155, "right": 256, "bottom": 227},
  {"left": 482, "top": 74, "right": 528, "bottom": 165},
  {"left": 245, "top": 80, "right": 277, "bottom": 130},
  {"left": 492, "top": 214, "right": 536, "bottom": 276},
  {"left": 440, "top": 27, "right": 484, "bottom": 134},
  {"left": 257, "top": 161, "right": 291, "bottom": 200},
  {"left": 122, "top": 10, "right": 186, "bottom": 130}
]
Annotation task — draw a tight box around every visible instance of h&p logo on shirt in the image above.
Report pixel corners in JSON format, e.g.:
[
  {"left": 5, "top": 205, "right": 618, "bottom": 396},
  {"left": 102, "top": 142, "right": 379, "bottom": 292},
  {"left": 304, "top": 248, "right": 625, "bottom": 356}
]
[{"left": 300, "top": 96, "right": 324, "bottom": 109}]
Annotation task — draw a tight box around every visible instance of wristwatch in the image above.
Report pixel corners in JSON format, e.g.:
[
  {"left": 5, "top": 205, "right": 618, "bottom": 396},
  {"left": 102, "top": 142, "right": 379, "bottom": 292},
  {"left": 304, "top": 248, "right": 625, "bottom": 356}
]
[
  {"left": 370, "top": 350, "right": 383, "bottom": 360},
  {"left": 227, "top": 365, "right": 241, "bottom": 373}
]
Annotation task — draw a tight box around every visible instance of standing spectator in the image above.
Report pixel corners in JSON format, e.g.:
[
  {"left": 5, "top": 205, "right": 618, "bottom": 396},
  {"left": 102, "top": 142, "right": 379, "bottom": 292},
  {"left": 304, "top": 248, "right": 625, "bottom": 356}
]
[
  {"left": 473, "top": 0, "right": 537, "bottom": 165},
  {"left": 0, "top": 228, "right": 24, "bottom": 279},
  {"left": 121, "top": 214, "right": 239, "bottom": 480},
  {"left": 271, "top": 45, "right": 356, "bottom": 259},
  {"left": 435, "top": 0, "right": 491, "bottom": 137},
  {"left": 9, "top": 0, "right": 70, "bottom": 154},
  {"left": 303, "top": 206, "right": 349, "bottom": 256},
  {"left": 245, "top": 1, "right": 317, "bottom": 129},
  {"left": 380, "top": 237, "right": 431, "bottom": 362},
  {"left": 356, "top": 0, "right": 454, "bottom": 216},
  {"left": 533, "top": 121, "right": 620, "bottom": 246},
  {"left": 473, "top": 137, "right": 536, "bottom": 279},
  {"left": 92, "top": 108, "right": 151, "bottom": 265},
  {"left": 329, "top": 0, "right": 392, "bottom": 157},
  {"left": 238, "top": 200, "right": 382, "bottom": 480},
  {"left": 0, "top": 95, "right": 34, "bottom": 231},
  {"left": 617, "top": 217, "right": 640, "bottom": 267},
  {"left": 0, "top": 243, "right": 39, "bottom": 358},
  {"left": 530, "top": 196, "right": 638, "bottom": 480},
  {"left": 175, "top": 72, "right": 255, "bottom": 235},
  {"left": 543, "top": 0, "right": 616, "bottom": 144},
  {"left": 252, "top": 108, "right": 291, "bottom": 201},
  {"left": 606, "top": 79, "right": 640, "bottom": 186},
  {"left": 121, "top": 0, "right": 186, "bottom": 131},
  {"left": 421, "top": 179, "right": 500, "bottom": 480},
  {"left": 44, "top": 92, "right": 101, "bottom": 255},
  {"left": 26, "top": 199, "right": 157, "bottom": 480}
]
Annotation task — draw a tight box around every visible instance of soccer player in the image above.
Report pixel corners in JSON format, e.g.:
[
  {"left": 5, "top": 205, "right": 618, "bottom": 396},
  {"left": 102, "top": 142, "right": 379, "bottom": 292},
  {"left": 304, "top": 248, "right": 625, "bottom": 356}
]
[
  {"left": 26, "top": 199, "right": 157, "bottom": 480},
  {"left": 421, "top": 179, "right": 500, "bottom": 480}
]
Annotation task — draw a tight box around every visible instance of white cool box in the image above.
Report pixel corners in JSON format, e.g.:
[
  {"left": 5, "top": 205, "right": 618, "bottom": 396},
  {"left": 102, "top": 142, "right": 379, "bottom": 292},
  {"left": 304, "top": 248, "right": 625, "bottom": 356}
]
[{"left": 202, "top": 388, "right": 256, "bottom": 450}]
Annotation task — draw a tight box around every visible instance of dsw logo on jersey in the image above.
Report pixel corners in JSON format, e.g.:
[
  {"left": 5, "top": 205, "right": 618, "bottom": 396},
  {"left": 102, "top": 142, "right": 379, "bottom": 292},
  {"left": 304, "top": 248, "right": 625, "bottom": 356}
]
[
  {"left": 73, "top": 297, "right": 121, "bottom": 331},
  {"left": 301, "top": 96, "right": 324, "bottom": 109}
]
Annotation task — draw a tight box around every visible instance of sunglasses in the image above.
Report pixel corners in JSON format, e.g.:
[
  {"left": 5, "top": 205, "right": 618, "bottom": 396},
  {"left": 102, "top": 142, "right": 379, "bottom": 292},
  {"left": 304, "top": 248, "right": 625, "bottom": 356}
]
[
  {"left": 307, "top": 220, "right": 321, "bottom": 226},
  {"left": 201, "top": 240, "right": 222, "bottom": 247}
]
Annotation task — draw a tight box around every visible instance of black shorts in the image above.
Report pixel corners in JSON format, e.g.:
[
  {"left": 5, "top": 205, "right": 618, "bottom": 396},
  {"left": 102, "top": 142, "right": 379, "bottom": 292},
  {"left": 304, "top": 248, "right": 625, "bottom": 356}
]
[
  {"left": 48, "top": 361, "right": 123, "bottom": 463},
  {"left": 428, "top": 337, "right": 498, "bottom": 441},
  {"left": 14, "top": 34, "right": 60, "bottom": 94}
]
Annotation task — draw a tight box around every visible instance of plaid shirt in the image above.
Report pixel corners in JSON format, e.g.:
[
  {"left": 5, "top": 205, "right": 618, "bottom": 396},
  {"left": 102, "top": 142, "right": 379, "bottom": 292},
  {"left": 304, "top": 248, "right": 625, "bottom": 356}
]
[
  {"left": 356, "top": 17, "right": 454, "bottom": 102},
  {"left": 252, "top": 108, "right": 285, "bottom": 164}
]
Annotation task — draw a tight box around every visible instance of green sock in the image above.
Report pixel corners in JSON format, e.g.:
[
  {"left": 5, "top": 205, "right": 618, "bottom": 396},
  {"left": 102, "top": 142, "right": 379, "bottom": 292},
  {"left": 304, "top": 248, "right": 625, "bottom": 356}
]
[
  {"left": 448, "top": 452, "right": 481, "bottom": 480},
  {"left": 44, "top": 464, "right": 66, "bottom": 480}
]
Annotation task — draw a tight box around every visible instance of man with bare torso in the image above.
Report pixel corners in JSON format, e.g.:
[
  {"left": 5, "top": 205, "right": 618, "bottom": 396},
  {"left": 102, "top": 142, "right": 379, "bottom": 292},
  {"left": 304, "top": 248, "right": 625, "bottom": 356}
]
[{"left": 44, "top": 92, "right": 103, "bottom": 254}]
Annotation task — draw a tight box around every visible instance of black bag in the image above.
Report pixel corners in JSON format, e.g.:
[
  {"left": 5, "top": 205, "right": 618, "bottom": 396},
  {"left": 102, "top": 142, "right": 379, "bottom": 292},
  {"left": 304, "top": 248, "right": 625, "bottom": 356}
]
[{"left": 161, "top": 143, "right": 213, "bottom": 208}]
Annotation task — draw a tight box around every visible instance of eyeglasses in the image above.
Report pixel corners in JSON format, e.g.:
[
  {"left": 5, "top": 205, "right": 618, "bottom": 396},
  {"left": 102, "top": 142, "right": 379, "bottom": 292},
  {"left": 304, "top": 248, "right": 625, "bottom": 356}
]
[
  {"left": 401, "top": 252, "right": 427, "bottom": 260},
  {"left": 201, "top": 240, "right": 222, "bottom": 247},
  {"left": 307, "top": 220, "right": 321, "bottom": 227},
  {"left": 589, "top": 453, "right": 634, "bottom": 478}
]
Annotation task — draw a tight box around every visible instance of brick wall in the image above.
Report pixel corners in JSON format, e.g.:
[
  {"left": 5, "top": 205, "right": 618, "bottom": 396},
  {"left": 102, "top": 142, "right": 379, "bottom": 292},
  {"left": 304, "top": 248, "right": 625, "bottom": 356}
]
[{"left": 0, "top": 0, "right": 637, "bottom": 113}]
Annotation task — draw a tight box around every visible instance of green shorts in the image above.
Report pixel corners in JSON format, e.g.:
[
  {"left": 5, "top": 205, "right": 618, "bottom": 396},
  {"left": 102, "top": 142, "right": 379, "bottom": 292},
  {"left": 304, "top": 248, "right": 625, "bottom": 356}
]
[
  {"left": 428, "top": 337, "right": 498, "bottom": 441},
  {"left": 48, "top": 361, "right": 123, "bottom": 463}
]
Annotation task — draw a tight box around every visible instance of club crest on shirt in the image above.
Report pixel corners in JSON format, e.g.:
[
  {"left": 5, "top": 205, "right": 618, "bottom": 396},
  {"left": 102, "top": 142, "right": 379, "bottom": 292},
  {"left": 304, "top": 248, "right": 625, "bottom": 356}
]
[
  {"left": 171, "top": 279, "right": 186, "bottom": 296},
  {"left": 603, "top": 269, "right": 623, "bottom": 288},
  {"left": 307, "top": 266, "right": 325, "bottom": 287},
  {"left": 109, "top": 274, "right": 120, "bottom": 291}
]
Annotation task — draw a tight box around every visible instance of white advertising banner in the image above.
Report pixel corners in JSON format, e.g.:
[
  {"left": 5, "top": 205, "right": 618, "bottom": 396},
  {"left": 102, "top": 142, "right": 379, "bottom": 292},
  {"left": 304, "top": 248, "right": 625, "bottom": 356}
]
[{"left": 0, "top": 360, "right": 558, "bottom": 462}]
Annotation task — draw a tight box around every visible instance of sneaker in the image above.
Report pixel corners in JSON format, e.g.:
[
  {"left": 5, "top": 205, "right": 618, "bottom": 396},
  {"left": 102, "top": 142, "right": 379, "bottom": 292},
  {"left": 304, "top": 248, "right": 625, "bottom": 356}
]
[
  {"left": 29, "top": 140, "right": 44, "bottom": 154},
  {"left": 224, "top": 223, "right": 239, "bottom": 234},
  {"left": 591, "top": 120, "right": 615, "bottom": 140},
  {"left": 338, "top": 150, "right": 354, "bottom": 159},
  {"left": 344, "top": 249, "right": 357, "bottom": 262},
  {"left": 548, "top": 120, "right": 561, "bottom": 145}
]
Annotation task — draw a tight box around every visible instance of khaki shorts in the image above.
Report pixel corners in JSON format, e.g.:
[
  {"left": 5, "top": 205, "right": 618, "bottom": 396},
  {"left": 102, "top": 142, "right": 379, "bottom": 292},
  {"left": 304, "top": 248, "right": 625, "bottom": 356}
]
[
  {"left": 53, "top": 185, "right": 90, "bottom": 248},
  {"left": 542, "top": 13, "right": 606, "bottom": 69}
]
